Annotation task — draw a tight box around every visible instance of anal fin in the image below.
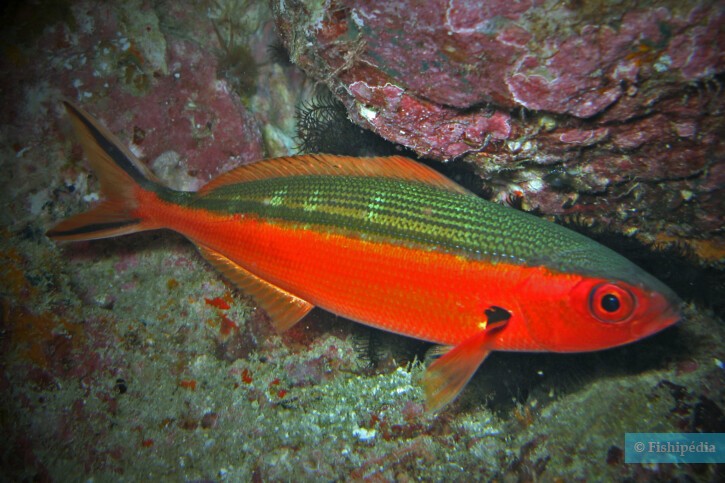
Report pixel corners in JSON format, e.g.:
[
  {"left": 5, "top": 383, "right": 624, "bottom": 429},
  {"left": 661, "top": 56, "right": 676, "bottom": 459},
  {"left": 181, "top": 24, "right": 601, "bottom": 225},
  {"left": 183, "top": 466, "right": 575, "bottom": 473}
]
[{"left": 196, "top": 244, "right": 313, "bottom": 333}]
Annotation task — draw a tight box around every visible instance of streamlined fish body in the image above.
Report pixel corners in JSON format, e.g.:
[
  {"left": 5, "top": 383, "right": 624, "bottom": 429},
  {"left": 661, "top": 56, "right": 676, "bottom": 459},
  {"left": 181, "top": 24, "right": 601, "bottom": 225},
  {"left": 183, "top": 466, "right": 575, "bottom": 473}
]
[{"left": 48, "top": 102, "right": 681, "bottom": 411}]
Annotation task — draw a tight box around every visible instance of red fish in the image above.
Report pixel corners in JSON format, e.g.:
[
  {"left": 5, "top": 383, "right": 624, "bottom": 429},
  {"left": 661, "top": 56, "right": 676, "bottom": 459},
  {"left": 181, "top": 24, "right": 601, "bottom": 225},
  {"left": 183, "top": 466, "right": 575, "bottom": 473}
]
[{"left": 48, "top": 102, "right": 681, "bottom": 411}]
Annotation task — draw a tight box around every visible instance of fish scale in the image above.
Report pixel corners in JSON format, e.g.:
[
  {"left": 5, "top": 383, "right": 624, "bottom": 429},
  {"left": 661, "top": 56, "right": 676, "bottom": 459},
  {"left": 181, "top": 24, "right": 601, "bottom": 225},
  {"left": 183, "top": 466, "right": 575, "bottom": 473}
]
[{"left": 185, "top": 174, "right": 591, "bottom": 265}]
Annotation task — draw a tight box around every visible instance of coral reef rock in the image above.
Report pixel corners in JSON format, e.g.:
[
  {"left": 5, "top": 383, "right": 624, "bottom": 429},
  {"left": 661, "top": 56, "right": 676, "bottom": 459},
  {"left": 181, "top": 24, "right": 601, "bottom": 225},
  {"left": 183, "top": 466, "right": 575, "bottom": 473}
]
[{"left": 273, "top": 0, "right": 724, "bottom": 253}]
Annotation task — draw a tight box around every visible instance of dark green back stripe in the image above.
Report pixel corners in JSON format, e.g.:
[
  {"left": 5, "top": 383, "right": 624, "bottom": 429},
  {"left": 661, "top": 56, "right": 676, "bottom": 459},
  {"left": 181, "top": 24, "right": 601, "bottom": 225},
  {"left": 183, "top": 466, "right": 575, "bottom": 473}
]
[
  {"left": 185, "top": 175, "right": 603, "bottom": 266},
  {"left": 168, "top": 172, "right": 674, "bottom": 298}
]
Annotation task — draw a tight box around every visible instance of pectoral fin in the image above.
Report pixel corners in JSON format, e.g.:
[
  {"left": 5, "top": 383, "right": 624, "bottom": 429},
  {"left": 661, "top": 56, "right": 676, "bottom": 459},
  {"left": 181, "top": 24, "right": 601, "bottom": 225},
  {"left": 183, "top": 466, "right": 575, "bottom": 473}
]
[
  {"left": 423, "top": 306, "right": 511, "bottom": 412},
  {"left": 196, "top": 244, "right": 313, "bottom": 332}
]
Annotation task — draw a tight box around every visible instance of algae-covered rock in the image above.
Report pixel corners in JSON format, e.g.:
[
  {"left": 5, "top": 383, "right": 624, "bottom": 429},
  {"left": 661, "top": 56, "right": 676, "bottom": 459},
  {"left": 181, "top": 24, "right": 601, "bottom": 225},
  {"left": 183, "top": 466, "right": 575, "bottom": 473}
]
[{"left": 272, "top": 0, "right": 724, "bottom": 252}]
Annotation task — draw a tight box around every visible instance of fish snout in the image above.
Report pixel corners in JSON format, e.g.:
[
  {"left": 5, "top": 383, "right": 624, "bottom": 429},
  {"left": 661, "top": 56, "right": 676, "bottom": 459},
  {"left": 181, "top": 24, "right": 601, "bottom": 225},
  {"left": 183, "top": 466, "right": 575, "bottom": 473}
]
[{"left": 631, "top": 288, "right": 682, "bottom": 340}]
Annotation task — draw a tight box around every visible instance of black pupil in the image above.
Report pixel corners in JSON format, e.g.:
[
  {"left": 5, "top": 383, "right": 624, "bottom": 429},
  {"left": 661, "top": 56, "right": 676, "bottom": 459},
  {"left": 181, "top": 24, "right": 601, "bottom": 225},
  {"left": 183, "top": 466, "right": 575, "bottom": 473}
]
[{"left": 601, "top": 294, "right": 620, "bottom": 312}]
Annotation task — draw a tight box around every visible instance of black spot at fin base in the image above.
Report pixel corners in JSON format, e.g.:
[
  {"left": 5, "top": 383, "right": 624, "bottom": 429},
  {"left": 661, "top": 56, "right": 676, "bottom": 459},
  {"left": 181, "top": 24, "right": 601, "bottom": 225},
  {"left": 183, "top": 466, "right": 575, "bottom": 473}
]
[{"left": 485, "top": 305, "right": 512, "bottom": 330}]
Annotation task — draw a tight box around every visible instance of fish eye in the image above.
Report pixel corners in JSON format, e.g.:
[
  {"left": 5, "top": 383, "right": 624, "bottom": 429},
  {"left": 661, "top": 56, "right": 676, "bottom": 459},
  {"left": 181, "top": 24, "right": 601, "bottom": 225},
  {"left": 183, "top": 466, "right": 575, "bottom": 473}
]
[
  {"left": 589, "top": 283, "right": 636, "bottom": 323},
  {"left": 601, "top": 293, "right": 620, "bottom": 312}
]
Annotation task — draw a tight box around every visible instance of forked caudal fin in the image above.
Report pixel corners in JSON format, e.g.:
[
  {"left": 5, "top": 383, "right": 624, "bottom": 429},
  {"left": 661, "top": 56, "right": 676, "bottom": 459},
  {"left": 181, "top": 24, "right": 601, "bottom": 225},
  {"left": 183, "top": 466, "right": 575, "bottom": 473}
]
[{"left": 46, "top": 101, "right": 162, "bottom": 241}]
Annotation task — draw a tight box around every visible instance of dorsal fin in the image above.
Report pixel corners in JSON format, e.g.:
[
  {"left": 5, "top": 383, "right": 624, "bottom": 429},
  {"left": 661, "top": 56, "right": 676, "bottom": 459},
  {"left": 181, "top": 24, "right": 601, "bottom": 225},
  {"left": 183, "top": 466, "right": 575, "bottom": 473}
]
[
  {"left": 197, "top": 154, "right": 470, "bottom": 196},
  {"left": 196, "top": 244, "right": 314, "bottom": 333}
]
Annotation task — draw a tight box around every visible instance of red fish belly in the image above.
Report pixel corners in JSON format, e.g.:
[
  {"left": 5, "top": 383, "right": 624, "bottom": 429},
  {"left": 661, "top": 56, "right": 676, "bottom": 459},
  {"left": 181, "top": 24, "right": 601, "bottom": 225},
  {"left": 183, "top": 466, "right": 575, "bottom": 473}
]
[{"left": 141, "top": 193, "right": 545, "bottom": 349}]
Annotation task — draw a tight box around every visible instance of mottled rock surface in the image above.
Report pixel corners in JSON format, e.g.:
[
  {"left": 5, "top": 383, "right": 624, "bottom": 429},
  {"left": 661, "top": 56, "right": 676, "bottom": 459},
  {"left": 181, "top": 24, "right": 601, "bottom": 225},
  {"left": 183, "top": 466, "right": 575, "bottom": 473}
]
[{"left": 273, "top": 0, "right": 724, "bottom": 255}]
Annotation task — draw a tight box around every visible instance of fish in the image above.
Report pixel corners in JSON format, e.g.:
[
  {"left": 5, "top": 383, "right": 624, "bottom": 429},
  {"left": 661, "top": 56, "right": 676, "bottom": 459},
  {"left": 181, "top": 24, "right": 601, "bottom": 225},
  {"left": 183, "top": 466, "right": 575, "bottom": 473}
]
[{"left": 47, "top": 101, "right": 682, "bottom": 412}]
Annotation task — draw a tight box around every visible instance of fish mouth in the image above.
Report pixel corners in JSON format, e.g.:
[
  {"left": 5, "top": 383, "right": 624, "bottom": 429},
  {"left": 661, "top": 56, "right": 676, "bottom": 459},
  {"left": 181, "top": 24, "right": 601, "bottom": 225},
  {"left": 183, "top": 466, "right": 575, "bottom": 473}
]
[{"left": 631, "top": 289, "right": 682, "bottom": 340}]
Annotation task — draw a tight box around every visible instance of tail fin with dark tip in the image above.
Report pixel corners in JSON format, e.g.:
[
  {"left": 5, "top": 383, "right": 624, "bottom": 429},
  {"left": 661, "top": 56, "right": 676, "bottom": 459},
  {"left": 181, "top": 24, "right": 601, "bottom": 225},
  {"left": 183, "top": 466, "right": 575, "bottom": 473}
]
[{"left": 47, "top": 101, "right": 162, "bottom": 241}]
